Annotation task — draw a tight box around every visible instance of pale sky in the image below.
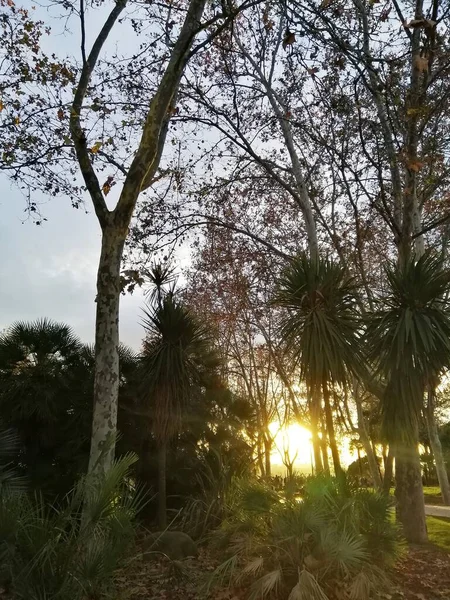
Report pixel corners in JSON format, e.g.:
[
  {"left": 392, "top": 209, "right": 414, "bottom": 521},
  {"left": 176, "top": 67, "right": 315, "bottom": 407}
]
[
  {"left": 0, "top": 184, "right": 146, "bottom": 350},
  {"left": 0, "top": 2, "right": 152, "bottom": 350}
]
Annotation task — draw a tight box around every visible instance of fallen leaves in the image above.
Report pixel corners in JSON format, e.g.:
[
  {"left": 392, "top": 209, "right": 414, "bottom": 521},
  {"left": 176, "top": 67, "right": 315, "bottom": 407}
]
[{"left": 393, "top": 545, "right": 450, "bottom": 600}]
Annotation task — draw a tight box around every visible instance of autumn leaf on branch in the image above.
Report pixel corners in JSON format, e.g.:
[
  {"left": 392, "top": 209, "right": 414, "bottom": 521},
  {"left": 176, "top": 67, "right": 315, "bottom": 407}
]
[
  {"left": 406, "top": 160, "right": 424, "bottom": 173},
  {"left": 90, "top": 141, "right": 102, "bottom": 154},
  {"left": 262, "top": 5, "right": 274, "bottom": 31},
  {"left": 283, "top": 30, "right": 295, "bottom": 49},
  {"left": 102, "top": 176, "right": 115, "bottom": 196},
  {"left": 413, "top": 55, "right": 429, "bottom": 73}
]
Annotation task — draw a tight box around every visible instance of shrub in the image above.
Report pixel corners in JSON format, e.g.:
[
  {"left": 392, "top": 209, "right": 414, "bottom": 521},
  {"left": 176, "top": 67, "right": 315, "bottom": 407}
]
[
  {"left": 0, "top": 453, "right": 146, "bottom": 600},
  {"left": 208, "top": 474, "right": 400, "bottom": 600}
]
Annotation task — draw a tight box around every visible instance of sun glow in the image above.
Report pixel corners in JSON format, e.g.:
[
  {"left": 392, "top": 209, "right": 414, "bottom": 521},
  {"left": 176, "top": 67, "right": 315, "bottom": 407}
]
[
  {"left": 269, "top": 422, "right": 313, "bottom": 471},
  {"left": 269, "top": 421, "right": 358, "bottom": 474}
]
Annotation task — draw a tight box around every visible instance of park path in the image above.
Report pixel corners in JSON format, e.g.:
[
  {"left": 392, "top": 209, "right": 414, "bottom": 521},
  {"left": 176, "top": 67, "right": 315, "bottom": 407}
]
[{"left": 425, "top": 504, "right": 450, "bottom": 518}]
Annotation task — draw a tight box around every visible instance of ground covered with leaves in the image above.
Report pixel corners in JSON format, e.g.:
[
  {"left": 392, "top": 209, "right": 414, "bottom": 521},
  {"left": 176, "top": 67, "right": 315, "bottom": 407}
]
[
  {"left": 391, "top": 545, "right": 450, "bottom": 600},
  {"left": 114, "top": 543, "right": 450, "bottom": 600}
]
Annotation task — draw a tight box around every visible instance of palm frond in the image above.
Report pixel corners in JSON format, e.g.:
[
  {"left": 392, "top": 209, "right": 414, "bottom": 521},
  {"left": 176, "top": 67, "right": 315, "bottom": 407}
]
[
  {"left": 288, "top": 570, "right": 329, "bottom": 600},
  {"left": 204, "top": 554, "right": 239, "bottom": 594},
  {"left": 248, "top": 569, "right": 281, "bottom": 600},
  {"left": 273, "top": 254, "right": 362, "bottom": 389},
  {"left": 366, "top": 251, "right": 450, "bottom": 442},
  {"left": 140, "top": 295, "right": 220, "bottom": 441}
]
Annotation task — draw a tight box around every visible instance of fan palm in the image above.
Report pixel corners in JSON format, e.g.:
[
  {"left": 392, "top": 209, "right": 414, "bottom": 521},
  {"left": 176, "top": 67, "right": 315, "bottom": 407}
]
[
  {"left": 366, "top": 252, "right": 450, "bottom": 542},
  {"left": 140, "top": 295, "right": 220, "bottom": 527},
  {"left": 0, "top": 319, "right": 91, "bottom": 495},
  {"left": 273, "top": 254, "right": 363, "bottom": 475}
]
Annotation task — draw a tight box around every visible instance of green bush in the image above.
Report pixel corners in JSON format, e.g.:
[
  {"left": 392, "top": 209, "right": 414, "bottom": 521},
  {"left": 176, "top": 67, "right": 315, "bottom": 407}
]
[
  {"left": 0, "top": 453, "right": 146, "bottom": 600},
  {"left": 208, "top": 475, "right": 400, "bottom": 600}
]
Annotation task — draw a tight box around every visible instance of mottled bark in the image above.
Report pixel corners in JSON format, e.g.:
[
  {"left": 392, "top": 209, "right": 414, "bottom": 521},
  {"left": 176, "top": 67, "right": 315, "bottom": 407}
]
[
  {"left": 88, "top": 224, "right": 125, "bottom": 475},
  {"left": 395, "top": 442, "right": 427, "bottom": 544},
  {"left": 68, "top": 0, "right": 207, "bottom": 477},
  {"left": 426, "top": 389, "right": 450, "bottom": 505},
  {"left": 158, "top": 441, "right": 167, "bottom": 529}
]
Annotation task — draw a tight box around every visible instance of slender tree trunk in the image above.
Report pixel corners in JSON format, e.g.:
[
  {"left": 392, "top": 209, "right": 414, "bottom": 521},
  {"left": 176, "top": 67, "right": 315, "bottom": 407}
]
[
  {"left": 310, "top": 388, "right": 323, "bottom": 473},
  {"left": 426, "top": 388, "right": 450, "bottom": 505},
  {"left": 320, "top": 415, "right": 330, "bottom": 473},
  {"left": 383, "top": 448, "right": 393, "bottom": 495},
  {"left": 395, "top": 441, "right": 427, "bottom": 544},
  {"left": 355, "top": 387, "right": 382, "bottom": 490},
  {"left": 87, "top": 225, "right": 125, "bottom": 476},
  {"left": 158, "top": 440, "right": 167, "bottom": 529},
  {"left": 264, "top": 435, "right": 272, "bottom": 478},
  {"left": 320, "top": 434, "right": 330, "bottom": 474},
  {"left": 69, "top": 0, "right": 207, "bottom": 480},
  {"left": 322, "top": 379, "right": 342, "bottom": 476},
  {"left": 257, "top": 440, "right": 265, "bottom": 478}
]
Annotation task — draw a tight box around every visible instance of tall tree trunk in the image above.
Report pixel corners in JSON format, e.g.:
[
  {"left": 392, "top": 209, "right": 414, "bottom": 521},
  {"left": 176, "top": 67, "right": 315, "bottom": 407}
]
[
  {"left": 257, "top": 438, "right": 265, "bottom": 478},
  {"left": 395, "top": 441, "right": 427, "bottom": 544},
  {"left": 69, "top": 0, "right": 207, "bottom": 480},
  {"left": 264, "top": 435, "right": 272, "bottom": 478},
  {"left": 321, "top": 433, "right": 330, "bottom": 474},
  {"left": 158, "top": 440, "right": 167, "bottom": 529},
  {"left": 355, "top": 386, "right": 382, "bottom": 490},
  {"left": 383, "top": 448, "right": 393, "bottom": 495},
  {"left": 426, "top": 388, "right": 450, "bottom": 505},
  {"left": 310, "top": 388, "right": 323, "bottom": 474},
  {"left": 322, "top": 379, "right": 342, "bottom": 476},
  {"left": 88, "top": 225, "right": 125, "bottom": 476}
]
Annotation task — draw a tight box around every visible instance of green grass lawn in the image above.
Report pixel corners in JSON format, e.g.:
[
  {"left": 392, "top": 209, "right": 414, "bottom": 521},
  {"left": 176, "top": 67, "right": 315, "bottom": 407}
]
[
  {"left": 423, "top": 486, "right": 443, "bottom": 505},
  {"left": 427, "top": 515, "right": 450, "bottom": 552},
  {"left": 389, "top": 486, "right": 443, "bottom": 505}
]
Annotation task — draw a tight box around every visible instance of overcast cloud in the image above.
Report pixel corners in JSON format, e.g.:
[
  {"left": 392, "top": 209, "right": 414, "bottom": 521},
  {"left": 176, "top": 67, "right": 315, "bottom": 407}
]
[
  {"left": 0, "top": 185, "right": 146, "bottom": 350},
  {"left": 0, "top": 4, "right": 151, "bottom": 350}
]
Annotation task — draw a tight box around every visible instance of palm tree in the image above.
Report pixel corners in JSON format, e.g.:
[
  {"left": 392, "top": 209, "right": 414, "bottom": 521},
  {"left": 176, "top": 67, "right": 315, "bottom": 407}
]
[
  {"left": 140, "top": 295, "right": 220, "bottom": 528},
  {"left": 273, "top": 254, "right": 363, "bottom": 476},
  {"left": 366, "top": 252, "right": 450, "bottom": 543},
  {"left": 0, "top": 319, "right": 91, "bottom": 495}
]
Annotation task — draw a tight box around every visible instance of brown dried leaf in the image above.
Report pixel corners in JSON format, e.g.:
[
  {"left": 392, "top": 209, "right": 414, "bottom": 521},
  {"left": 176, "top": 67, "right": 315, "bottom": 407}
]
[
  {"left": 283, "top": 31, "right": 296, "bottom": 49},
  {"left": 407, "top": 160, "right": 424, "bottom": 173},
  {"left": 90, "top": 141, "right": 102, "bottom": 154},
  {"left": 413, "top": 54, "right": 429, "bottom": 72},
  {"left": 406, "top": 19, "right": 426, "bottom": 28}
]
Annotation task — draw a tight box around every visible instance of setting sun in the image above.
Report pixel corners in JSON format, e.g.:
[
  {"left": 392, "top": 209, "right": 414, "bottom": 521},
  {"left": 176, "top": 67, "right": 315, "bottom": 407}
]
[
  {"left": 269, "top": 421, "right": 357, "bottom": 473},
  {"left": 269, "top": 422, "right": 313, "bottom": 470}
]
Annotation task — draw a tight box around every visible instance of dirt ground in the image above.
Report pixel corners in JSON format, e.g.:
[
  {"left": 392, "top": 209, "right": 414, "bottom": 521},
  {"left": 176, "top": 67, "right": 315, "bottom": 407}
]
[
  {"left": 115, "top": 543, "right": 450, "bottom": 600},
  {"left": 390, "top": 545, "right": 450, "bottom": 600}
]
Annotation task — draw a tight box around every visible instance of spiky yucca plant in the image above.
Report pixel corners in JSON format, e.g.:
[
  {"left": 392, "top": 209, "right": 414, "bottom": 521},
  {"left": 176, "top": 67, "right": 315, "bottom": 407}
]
[
  {"left": 274, "top": 255, "right": 363, "bottom": 474},
  {"left": 140, "top": 295, "right": 220, "bottom": 529},
  {"left": 274, "top": 255, "right": 362, "bottom": 387},
  {"left": 366, "top": 252, "right": 450, "bottom": 543},
  {"left": 366, "top": 252, "right": 450, "bottom": 442}
]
